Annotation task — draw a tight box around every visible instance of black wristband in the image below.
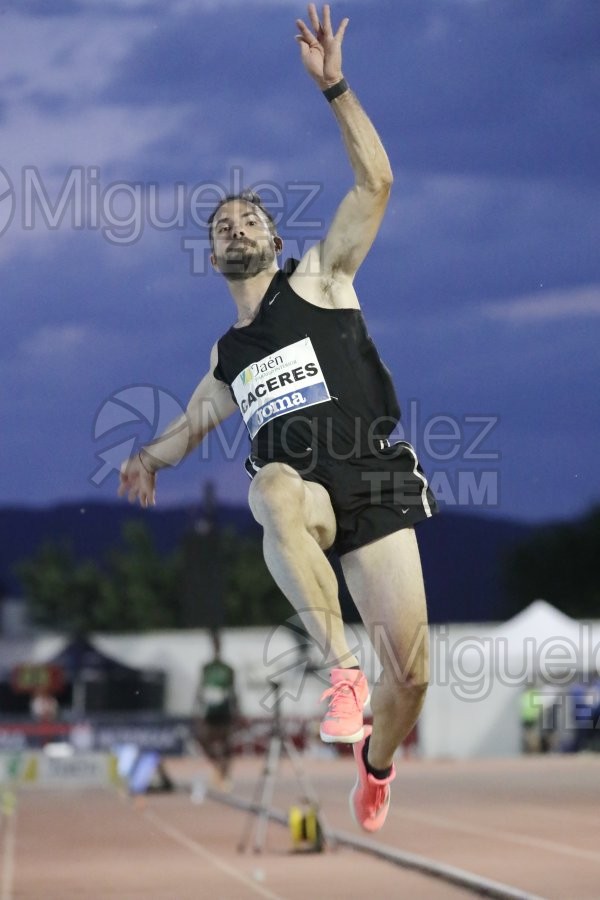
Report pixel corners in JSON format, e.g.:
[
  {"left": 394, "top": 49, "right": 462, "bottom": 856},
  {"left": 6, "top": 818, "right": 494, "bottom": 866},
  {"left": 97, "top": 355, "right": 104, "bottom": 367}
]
[{"left": 323, "top": 78, "right": 349, "bottom": 102}]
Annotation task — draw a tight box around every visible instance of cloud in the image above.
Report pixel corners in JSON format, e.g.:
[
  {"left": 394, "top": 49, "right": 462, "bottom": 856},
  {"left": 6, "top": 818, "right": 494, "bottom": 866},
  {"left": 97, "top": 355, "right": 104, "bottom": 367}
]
[
  {"left": 369, "top": 170, "right": 600, "bottom": 316},
  {"left": 1, "top": 11, "right": 155, "bottom": 103},
  {"left": 0, "top": 7, "right": 193, "bottom": 263},
  {"left": 18, "top": 324, "right": 88, "bottom": 359},
  {"left": 0, "top": 6, "right": 191, "bottom": 183},
  {"left": 5, "top": 105, "right": 188, "bottom": 173},
  {"left": 484, "top": 285, "right": 600, "bottom": 323}
]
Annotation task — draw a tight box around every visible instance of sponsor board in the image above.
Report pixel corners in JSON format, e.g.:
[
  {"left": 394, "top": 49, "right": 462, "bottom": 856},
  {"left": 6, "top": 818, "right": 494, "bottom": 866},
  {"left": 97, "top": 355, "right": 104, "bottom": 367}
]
[
  {"left": 0, "top": 752, "right": 120, "bottom": 788},
  {"left": 0, "top": 718, "right": 189, "bottom": 754}
]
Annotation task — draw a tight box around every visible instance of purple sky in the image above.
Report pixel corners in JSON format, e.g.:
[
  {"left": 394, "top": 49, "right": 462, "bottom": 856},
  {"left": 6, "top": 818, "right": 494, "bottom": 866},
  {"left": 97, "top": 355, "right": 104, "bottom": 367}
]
[{"left": 1, "top": 0, "right": 599, "bottom": 523}]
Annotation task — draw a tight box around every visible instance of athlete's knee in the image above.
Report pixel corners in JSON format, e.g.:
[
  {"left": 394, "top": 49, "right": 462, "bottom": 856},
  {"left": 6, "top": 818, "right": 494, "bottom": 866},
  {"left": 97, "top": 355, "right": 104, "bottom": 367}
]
[
  {"left": 380, "top": 661, "right": 429, "bottom": 700},
  {"left": 397, "top": 661, "right": 429, "bottom": 694},
  {"left": 400, "top": 675, "right": 429, "bottom": 698},
  {"left": 393, "top": 671, "right": 429, "bottom": 719},
  {"left": 372, "top": 672, "right": 428, "bottom": 720},
  {"left": 248, "top": 463, "right": 304, "bottom": 530}
]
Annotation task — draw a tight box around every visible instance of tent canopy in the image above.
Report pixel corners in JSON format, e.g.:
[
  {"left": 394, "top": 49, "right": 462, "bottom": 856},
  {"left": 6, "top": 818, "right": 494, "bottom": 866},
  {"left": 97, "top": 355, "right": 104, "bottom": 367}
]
[
  {"left": 494, "top": 599, "right": 583, "bottom": 648},
  {"left": 46, "top": 636, "right": 142, "bottom": 679}
]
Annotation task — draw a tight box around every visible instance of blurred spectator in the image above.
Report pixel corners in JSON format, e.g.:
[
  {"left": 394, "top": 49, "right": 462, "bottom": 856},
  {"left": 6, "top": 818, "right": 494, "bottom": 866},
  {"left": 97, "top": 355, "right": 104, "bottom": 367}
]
[
  {"left": 30, "top": 689, "right": 59, "bottom": 723},
  {"left": 192, "top": 630, "right": 239, "bottom": 790},
  {"left": 520, "top": 687, "right": 543, "bottom": 753}
]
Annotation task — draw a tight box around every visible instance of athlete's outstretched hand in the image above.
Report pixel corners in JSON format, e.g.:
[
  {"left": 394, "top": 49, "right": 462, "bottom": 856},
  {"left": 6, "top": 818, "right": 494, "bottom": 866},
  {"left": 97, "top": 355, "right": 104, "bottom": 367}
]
[
  {"left": 296, "top": 3, "right": 349, "bottom": 89},
  {"left": 118, "top": 452, "right": 156, "bottom": 508}
]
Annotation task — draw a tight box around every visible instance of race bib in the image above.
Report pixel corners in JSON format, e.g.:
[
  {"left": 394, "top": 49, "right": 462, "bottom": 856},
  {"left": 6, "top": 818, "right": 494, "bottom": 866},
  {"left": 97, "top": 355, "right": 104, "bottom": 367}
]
[{"left": 231, "top": 338, "right": 331, "bottom": 439}]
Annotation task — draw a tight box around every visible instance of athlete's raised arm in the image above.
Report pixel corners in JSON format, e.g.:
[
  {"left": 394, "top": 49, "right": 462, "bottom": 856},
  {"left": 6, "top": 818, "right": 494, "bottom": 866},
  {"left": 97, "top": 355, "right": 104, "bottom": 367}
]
[
  {"left": 118, "top": 343, "right": 237, "bottom": 508},
  {"left": 294, "top": 4, "right": 393, "bottom": 294}
]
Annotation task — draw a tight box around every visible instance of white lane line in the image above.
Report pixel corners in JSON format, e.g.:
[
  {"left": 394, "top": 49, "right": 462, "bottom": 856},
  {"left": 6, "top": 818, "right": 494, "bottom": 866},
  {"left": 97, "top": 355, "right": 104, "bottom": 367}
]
[
  {"left": 144, "top": 809, "right": 287, "bottom": 900},
  {"left": 402, "top": 809, "right": 600, "bottom": 865},
  {"left": 0, "top": 813, "right": 16, "bottom": 900}
]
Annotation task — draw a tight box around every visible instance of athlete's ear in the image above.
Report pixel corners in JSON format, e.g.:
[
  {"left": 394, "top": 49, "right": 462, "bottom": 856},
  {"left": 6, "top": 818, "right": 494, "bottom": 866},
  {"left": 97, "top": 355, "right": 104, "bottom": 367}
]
[
  {"left": 274, "top": 235, "right": 283, "bottom": 254},
  {"left": 210, "top": 252, "right": 219, "bottom": 269}
]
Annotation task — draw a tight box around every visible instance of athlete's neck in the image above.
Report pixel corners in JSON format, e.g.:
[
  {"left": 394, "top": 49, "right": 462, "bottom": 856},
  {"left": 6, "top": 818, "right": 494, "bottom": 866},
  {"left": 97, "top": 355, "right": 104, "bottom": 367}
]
[{"left": 228, "top": 266, "right": 279, "bottom": 327}]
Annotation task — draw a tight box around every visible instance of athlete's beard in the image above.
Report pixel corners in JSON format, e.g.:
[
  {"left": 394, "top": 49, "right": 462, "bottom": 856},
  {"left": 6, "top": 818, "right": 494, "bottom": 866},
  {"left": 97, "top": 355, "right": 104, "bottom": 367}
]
[{"left": 219, "top": 239, "right": 276, "bottom": 282}]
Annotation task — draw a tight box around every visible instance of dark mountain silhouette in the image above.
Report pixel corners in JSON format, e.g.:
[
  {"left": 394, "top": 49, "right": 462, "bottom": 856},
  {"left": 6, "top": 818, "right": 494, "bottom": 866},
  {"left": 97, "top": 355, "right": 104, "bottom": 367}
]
[{"left": 0, "top": 502, "right": 533, "bottom": 623}]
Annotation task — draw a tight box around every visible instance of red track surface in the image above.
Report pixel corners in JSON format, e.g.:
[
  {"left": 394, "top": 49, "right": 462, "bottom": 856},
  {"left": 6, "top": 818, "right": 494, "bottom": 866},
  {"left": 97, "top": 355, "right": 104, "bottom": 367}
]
[{"left": 3, "top": 754, "right": 599, "bottom": 899}]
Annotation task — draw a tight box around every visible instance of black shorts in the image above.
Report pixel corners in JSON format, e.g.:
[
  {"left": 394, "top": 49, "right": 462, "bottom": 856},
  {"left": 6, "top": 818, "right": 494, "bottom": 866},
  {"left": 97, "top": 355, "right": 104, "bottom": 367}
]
[{"left": 245, "top": 440, "right": 438, "bottom": 556}]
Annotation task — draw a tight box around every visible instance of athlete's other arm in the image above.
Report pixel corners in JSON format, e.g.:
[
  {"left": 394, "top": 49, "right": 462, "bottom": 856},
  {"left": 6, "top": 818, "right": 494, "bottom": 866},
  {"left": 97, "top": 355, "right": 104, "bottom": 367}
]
[
  {"left": 294, "top": 4, "right": 393, "bottom": 295},
  {"left": 118, "top": 343, "right": 237, "bottom": 508}
]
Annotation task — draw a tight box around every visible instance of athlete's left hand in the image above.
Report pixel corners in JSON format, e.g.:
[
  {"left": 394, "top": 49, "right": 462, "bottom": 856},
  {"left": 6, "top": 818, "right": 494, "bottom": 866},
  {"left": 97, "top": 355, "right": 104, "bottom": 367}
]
[
  {"left": 118, "top": 452, "right": 156, "bottom": 508},
  {"left": 296, "top": 3, "right": 349, "bottom": 89}
]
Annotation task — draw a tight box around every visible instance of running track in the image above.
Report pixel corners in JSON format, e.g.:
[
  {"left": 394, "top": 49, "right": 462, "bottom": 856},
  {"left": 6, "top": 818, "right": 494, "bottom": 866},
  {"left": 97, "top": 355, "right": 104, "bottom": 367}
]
[{"left": 2, "top": 754, "right": 599, "bottom": 899}]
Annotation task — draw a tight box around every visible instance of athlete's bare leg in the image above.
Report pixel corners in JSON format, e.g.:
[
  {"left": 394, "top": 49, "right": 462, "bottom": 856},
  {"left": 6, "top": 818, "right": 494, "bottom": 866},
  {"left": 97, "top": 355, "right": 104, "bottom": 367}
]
[
  {"left": 248, "top": 463, "right": 359, "bottom": 668},
  {"left": 340, "top": 528, "right": 429, "bottom": 769}
]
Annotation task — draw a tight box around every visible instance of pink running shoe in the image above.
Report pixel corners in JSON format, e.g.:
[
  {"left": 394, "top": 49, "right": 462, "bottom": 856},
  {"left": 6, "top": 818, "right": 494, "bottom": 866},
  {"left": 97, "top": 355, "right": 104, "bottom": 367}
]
[
  {"left": 349, "top": 725, "right": 396, "bottom": 833},
  {"left": 319, "top": 668, "right": 369, "bottom": 744}
]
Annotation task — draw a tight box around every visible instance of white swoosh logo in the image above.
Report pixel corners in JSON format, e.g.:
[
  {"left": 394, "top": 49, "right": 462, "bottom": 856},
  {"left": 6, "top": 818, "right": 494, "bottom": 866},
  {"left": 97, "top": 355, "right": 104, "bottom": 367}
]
[{"left": 269, "top": 292, "right": 280, "bottom": 306}]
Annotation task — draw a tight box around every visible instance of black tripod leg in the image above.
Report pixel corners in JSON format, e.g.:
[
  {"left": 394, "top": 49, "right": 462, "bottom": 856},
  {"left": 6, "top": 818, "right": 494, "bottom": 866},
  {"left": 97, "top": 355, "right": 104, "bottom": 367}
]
[
  {"left": 237, "top": 740, "right": 272, "bottom": 852},
  {"left": 237, "top": 733, "right": 283, "bottom": 853},
  {"left": 252, "top": 734, "right": 282, "bottom": 853}
]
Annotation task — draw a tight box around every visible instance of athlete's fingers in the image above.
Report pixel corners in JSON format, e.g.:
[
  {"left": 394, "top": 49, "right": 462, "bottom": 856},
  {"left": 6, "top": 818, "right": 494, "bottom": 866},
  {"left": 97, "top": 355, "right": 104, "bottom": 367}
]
[
  {"left": 118, "top": 473, "right": 133, "bottom": 498},
  {"left": 295, "top": 18, "right": 315, "bottom": 44},
  {"left": 335, "top": 17, "right": 349, "bottom": 43},
  {"left": 118, "top": 461, "right": 132, "bottom": 497},
  {"left": 322, "top": 4, "right": 332, "bottom": 36},
  {"left": 308, "top": 3, "right": 321, "bottom": 35}
]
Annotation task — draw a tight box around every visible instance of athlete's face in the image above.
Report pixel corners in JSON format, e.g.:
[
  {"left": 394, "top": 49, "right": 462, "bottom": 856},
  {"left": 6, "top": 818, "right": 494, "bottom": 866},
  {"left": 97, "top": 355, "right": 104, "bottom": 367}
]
[{"left": 210, "top": 200, "right": 280, "bottom": 281}]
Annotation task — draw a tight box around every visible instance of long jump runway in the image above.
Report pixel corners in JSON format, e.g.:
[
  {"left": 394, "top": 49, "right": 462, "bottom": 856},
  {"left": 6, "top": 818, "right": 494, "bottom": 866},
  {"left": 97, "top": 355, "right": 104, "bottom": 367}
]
[{"left": 2, "top": 754, "right": 599, "bottom": 899}]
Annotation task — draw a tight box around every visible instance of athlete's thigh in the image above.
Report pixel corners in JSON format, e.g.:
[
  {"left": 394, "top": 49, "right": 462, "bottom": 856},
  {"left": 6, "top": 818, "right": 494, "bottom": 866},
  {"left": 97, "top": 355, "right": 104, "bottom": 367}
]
[
  {"left": 340, "top": 528, "right": 429, "bottom": 680},
  {"left": 302, "top": 477, "right": 337, "bottom": 551},
  {"left": 249, "top": 460, "right": 337, "bottom": 551}
]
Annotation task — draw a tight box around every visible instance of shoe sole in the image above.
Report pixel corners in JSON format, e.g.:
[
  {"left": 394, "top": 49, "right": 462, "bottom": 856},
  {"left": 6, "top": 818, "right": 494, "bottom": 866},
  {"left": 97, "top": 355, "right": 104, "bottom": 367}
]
[
  {"left": 349, "top": 774, "right": 361, "bottom": 828},
  {"left": 320, "top": 725, "right": 365, "bottom": 744}
]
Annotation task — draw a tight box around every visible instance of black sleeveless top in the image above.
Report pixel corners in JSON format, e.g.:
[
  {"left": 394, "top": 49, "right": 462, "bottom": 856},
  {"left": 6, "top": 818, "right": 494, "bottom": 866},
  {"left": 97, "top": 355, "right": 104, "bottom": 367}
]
[{"left": 213, "top": 269, "right": 401, "bottom": 463}]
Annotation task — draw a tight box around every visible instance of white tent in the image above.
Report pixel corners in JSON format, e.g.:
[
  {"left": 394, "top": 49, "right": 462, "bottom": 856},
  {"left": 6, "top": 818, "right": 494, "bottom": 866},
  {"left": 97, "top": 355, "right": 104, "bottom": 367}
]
[
  {"left": 0, "top": 635, "right": 67, "bottom": 676},
  {"left": 420, "top": 600, "right": 598, "bottom": 759},
  {"left": 495, "top": 599, "right": 585, "bottom": 659}
]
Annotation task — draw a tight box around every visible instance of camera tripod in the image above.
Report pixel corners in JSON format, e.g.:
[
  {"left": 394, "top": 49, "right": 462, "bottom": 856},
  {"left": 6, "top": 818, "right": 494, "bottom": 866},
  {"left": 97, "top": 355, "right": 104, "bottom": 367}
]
[{"left": 237, "top": 679, "right": 334, "bottom": 854}]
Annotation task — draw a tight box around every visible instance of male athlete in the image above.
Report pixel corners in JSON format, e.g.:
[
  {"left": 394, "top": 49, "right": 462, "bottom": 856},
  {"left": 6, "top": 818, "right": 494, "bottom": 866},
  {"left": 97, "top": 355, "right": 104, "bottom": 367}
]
[{"left": 119, "top": 4, "right": 436, "bottom": 832}]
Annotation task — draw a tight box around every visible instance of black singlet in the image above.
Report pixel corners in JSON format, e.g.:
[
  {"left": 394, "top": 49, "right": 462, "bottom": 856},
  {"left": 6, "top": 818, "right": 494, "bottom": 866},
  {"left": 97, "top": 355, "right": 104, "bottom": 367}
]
[{"left": 213, "top": 269, "right": 402, "bottom": 464}]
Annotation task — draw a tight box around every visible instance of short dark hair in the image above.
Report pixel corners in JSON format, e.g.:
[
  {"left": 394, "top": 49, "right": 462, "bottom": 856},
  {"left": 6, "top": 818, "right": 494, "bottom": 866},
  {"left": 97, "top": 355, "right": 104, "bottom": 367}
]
[{"left": 207, "top": 190, "right": 277, "bottom": 250}]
